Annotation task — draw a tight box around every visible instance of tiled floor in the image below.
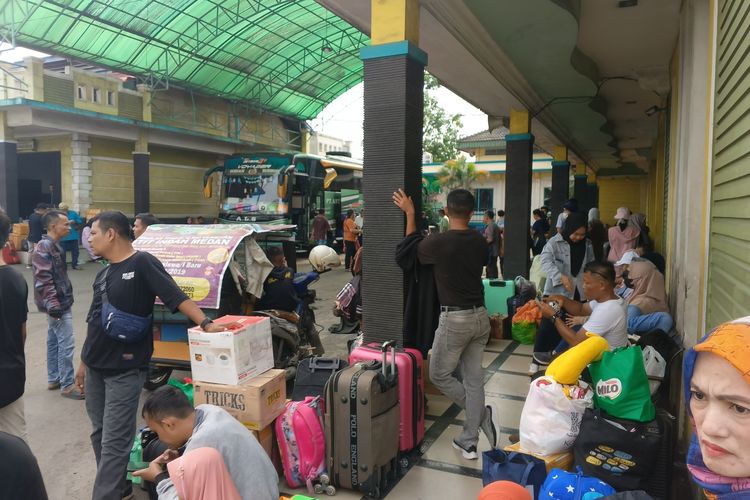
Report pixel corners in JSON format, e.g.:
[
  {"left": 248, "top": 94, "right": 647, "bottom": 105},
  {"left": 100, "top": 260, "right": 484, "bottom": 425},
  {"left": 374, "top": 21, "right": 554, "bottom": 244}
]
[{"left": 280, "top": 339, "right": 534, "bottom": 499}]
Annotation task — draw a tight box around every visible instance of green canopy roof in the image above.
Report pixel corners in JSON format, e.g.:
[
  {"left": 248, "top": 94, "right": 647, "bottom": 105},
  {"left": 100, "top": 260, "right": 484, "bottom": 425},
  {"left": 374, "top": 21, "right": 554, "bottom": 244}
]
[{"left": 1, "top": 0, "right": 368, "bottom": 119}]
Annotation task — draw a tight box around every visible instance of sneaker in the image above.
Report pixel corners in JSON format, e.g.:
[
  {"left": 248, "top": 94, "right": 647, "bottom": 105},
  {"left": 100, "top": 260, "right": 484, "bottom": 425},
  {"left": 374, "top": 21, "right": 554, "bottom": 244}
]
[
  {"left": 452, "top": 439, "right": 478, "bottom": 460},
  {"left": 47, "top": 381, "right": 61, "bottom": 391},
  {"left": 480, "top": 404, "right": 499, "bottom": 449},
  {"left": 532, "top": 351, "right": 555, "bottom": 366},
  {"left": 508, "top": 433, "right": 520, "bottom": 444},
  {"left": 72, "top": 265, "right": 82, "bottom": 270},
  {"left": 61, "top": 387, "right": 85, "bottom": 400}
]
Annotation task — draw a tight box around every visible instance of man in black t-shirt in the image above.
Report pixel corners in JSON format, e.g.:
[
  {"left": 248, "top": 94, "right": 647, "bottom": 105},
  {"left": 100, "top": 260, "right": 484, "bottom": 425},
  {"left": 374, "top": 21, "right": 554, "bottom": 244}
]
[
  {"left": 0, "top": 431, "right": 48, "bottom": 500},
  {"left": 393, "top": 189, "right": 498, "bottom": 460},
  {"left": 73, "top": 211, "right": 228, "bottom": 500},
  {"left": 0, "top": 210, "right": 29, "bottom": 441}
]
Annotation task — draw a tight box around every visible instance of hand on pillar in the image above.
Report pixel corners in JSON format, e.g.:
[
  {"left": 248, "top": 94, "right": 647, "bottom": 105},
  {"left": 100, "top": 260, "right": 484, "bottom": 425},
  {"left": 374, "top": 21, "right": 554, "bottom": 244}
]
[{"left": 392, "top": 188, "right": 417, "bottom": 236}]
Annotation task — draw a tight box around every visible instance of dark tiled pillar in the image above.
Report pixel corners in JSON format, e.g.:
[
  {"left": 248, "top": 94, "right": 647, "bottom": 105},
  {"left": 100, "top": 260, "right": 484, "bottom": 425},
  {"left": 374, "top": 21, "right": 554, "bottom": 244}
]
[
  {"left": 504, "top": 119, "right": 534, "bottom": 280},
  {"left": 133, "top": 152, "right": 150, "bottom": 215},
  {"left": 0, "top": 142, "right": 19, "bottom": 220},
  {"left": 360, "top": 41, "right": 426, "bottom": 346},
  {"left": 550, "top": 160, "right": 571, "bottom": 233}
]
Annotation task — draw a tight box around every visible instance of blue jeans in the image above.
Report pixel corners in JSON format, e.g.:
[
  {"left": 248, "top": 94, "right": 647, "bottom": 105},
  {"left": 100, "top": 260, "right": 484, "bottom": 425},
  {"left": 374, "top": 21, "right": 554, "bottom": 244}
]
[
  {"left": 316, "top": 239, "right": 327, "bottom": 246},
  {"left": 60, "top": 239, "right": 80, "bottom": 267},
  {"left": 46, "top": 310, "right": 76, "bottom": 390},
  {"left": 627, "top": 305, "right": 673, "bottom": 334}
]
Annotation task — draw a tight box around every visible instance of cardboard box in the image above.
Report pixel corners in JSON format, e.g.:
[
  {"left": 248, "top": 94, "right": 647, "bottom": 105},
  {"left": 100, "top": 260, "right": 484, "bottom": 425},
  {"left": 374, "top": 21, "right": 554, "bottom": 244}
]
[
  {"left": 12, "top": 223, "right": 29, "bottom": 236},
  {"left": 8, "top": 233, "right": 25, "bottom": 251},
  {"left": 188, "top": 315, "right": 273, "bottom": 385},
  {"left": 504, "top": 442, "right": 574, "bottom": 473},
  {"left": 193, "top": 369, "right": 286, "bottom": 431},
  {"left": 252, "top": 424, "right": 275, "bottom": 460}
]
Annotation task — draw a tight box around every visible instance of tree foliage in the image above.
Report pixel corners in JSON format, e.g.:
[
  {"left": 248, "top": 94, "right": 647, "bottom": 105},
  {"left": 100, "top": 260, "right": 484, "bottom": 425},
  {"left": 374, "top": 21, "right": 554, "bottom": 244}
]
[
  {"left": 436, "top": 156, "right": 487, "bottom": 190},
  {"left": 423, "top": 74, "right": 463, "bottom": 163}
]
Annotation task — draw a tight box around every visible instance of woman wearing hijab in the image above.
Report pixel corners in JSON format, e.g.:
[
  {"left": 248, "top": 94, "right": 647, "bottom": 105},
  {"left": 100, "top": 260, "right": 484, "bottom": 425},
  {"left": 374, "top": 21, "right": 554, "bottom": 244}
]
[
  {"left": 534, "top": 212, "right": 595, "bottom": 354},
  {"left": 587, "top": 207, "right": 608, "bottom": 262},
  {"left": 682, "top": 317, "right": 750, "bottom": 499},
  {"left": 624, "top": 259, "right": 673, "bottom": 334},
  {"left": 164, "top": 447, "right": 241, "bottom": 500},
  {"left": 608, "top": 207, "right": 641, "bottom": 264},
  {"left": 629, "top": 212, "right": 652, "bottom": 250}
]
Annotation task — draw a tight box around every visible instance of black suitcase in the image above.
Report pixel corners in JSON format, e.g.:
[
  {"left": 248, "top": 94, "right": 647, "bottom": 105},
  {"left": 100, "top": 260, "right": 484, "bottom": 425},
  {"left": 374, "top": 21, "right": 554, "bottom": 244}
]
[
  {"left": 325, "top": 341, "right": 400, "bottom": 499},
  {"left": 644, "top": 410, "right": 676, "bottom": 500},
  {"left": 291, "top": 356, "right": 349, "bottom": 401},
  {"left": 503, "top": 294, "right": 527, "bottom": 336}
]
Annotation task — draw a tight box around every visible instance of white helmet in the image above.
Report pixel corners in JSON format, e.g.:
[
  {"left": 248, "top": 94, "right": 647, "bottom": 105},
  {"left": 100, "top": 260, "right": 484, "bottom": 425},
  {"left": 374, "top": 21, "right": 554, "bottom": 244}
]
[{"left": 309, "top": 245, "right": 340, "bottom": 272}]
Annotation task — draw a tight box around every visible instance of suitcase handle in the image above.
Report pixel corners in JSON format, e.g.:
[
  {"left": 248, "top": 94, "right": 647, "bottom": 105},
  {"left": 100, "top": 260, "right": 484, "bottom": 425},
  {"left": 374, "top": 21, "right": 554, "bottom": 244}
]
[
  {"left": 489, "top": 280, "right": 507, "bottom": 287},
  {"left": 381, "top": 341, "right": 397, "bottom": 378},
  {"left": 308, "top": 357, "right": 343, "bottom": 371}
]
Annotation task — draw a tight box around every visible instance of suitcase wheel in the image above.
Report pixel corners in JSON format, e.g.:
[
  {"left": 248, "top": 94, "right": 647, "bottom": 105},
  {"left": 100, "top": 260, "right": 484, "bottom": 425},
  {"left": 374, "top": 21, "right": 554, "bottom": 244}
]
[
  {"left": 319, "top": 473, "right": 330, "bottom": 485},
  {"left": 314, "top": 483, "right": 324, "bottom": 494},
  {"left": 325, "top": 485, "right": 336, "bottom": 496}
]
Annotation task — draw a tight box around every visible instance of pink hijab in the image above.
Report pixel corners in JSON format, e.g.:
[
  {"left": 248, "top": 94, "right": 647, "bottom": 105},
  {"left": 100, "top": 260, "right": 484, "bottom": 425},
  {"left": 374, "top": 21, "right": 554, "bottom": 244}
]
[{"left": 167, "top": 447, "right": 241, "bottom": 500}]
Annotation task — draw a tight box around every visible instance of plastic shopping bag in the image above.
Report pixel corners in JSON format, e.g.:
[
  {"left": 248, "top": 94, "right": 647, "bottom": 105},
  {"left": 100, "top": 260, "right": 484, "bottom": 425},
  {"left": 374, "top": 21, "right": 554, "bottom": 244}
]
[
  {"left": 519, "top": 376, "right": 593, "bottom": 455},
  {"left": 641, "top": 345, "right": 666, "bottom": 395},
  {"left": 588, "top": 346, "right": 656, "bottom": 422}
]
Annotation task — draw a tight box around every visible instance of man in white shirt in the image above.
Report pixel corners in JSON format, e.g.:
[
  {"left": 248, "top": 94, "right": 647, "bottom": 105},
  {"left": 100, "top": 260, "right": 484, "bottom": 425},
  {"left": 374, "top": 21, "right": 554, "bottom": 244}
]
[{"left": 534, "top": 260, "right": 628, "bottom": 364}]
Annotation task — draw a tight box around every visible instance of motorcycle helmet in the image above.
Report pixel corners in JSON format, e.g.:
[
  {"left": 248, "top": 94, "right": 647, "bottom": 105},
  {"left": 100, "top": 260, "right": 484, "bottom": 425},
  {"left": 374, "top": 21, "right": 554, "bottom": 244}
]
[{"left": 309, "top": 245, "right": 341, "bottom": 272}]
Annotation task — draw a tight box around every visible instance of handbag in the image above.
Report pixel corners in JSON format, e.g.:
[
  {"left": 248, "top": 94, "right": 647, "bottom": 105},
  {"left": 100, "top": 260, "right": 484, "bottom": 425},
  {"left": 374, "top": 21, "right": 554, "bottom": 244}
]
[
  {"left": 588, "top": 345, "right": 655, "bottom": 422},
  {"left": 573, "top": 408, "right": 661, "bottom": 491},
  {"left": 482, "top": 449, "right": 547, "bottom": 498},
  {"left": 98, "top": 267, "right": 153, "bottom": 343}
]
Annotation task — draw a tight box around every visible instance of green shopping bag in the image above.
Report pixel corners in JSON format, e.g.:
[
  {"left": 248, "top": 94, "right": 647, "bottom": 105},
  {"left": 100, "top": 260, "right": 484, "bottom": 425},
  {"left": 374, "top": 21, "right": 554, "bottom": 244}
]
[
  {"left": 588, "top": 345, "right": 655, "bottom": 422},
  {"left": 126, "top": 435, "right": 148, "bottom": 485},
  {"left": 168, "top": 377, "right": 194, "bottom": 405},
  {"left": 511, "top": 320, "right": 537, "bottom": 345}
]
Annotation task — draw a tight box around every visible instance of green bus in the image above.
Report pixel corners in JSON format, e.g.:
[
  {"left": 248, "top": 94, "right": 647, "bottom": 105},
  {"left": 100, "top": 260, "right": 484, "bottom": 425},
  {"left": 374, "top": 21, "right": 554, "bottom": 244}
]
[{"left": 204, "top": 152, "right": 363, "bottom": 249}]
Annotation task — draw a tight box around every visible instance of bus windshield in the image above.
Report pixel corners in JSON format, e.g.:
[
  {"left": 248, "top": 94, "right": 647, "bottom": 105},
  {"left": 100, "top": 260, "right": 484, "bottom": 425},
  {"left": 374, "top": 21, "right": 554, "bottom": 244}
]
[{"left": 221, "top": 165, "right": 287, "bottom": 216}]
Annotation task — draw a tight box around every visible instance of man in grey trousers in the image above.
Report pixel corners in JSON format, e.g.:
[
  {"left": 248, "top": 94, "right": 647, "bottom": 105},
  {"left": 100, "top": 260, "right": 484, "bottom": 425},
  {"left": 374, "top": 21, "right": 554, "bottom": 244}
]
[
  {"left": 74, "top": 212, "right": 227, "bottom": 500},
  {"left": 393, "top": 188, "right": 498, "bottom": 459}
]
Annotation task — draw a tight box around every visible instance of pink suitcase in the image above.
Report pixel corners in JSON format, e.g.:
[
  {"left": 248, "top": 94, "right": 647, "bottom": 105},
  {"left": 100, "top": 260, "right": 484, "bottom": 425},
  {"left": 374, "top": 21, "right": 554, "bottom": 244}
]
[{"left": 349, "top": 342, "right": 425, "bottom": 456}]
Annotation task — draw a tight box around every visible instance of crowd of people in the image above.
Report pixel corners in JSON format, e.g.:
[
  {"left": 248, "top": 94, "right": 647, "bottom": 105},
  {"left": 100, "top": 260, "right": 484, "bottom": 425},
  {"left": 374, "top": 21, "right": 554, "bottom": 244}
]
[
  {"left": 0, "top": 207, "right": 278, "bottom": 500},
  {"left": 1, "top": 186, "right": 747, "bottom": 500}
]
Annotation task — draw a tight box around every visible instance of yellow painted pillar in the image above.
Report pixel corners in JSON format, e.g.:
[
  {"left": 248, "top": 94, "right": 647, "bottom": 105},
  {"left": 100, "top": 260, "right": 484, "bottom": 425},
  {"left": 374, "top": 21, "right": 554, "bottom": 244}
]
[
  {"left": 23, "top": 57, "right": 44, "bottom": 101},
  {"left": 137, "top": 85, "right": 152, "bottom": 122},
  {"left": 371, "top": 0, "right": 420, "bottom": 46},
  {"left": 133, "top": 129, "right": 150, "bottom": 214}
]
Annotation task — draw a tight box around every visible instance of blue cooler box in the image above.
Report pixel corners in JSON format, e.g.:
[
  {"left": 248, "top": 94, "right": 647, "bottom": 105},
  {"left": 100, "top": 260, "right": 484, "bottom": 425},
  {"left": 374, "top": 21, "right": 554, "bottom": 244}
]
[{"left": 483, "top": 279, "right": 515, "bottom": 315}]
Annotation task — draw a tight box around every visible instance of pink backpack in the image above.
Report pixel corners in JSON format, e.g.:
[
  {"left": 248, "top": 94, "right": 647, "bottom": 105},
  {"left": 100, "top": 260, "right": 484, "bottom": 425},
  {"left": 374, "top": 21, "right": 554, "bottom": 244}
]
[{"left": 275, "top": 396, "right": 327, "bottom": 491}]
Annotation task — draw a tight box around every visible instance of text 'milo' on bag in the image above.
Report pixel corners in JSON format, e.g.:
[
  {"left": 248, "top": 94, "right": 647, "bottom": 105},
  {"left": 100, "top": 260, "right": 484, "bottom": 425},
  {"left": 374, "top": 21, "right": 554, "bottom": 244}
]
[
  {"left": 482, "top": 449, "right": 547, "bottom": 499},
  {"left": 519, "top": 376, "right": 593, "bottom": 456},
  {"left": 573, "top": 408, "right": 661, "bottom": 492},
  {"left": 588, "top": 345, "right": 656, "bottom": 422}
]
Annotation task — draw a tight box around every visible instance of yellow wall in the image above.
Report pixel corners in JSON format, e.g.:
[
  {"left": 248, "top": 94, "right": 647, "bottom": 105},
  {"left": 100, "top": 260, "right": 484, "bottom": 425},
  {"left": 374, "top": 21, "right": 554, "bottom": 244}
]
[
  {"left": 87, "top": 139, "right": 221, "bottom": 217},
  {"left": 89, "top": 137, "right": 134, "bottom": 214},
  {"left": 597, "top": 177, "right": 648, "bottom": 224},
  {"left": 36, "top": 136, "right": 72, "bottom": 206},
  {"left": 73, "top": 71, "right": 119, "bottom": 116}
]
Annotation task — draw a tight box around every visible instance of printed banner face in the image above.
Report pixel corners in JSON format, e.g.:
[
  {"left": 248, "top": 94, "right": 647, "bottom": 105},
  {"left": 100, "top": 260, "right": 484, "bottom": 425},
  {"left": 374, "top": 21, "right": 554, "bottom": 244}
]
[{"left": 133, "top": 225, "right": 252, "bottom": 309}]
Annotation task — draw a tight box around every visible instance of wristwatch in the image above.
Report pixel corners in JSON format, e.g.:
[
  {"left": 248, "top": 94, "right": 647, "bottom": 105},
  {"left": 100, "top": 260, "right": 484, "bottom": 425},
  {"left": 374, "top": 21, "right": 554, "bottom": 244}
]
[
  {"left": 550, "top": 313, "right": 559, "bottom": 323},
  {"left": 200, "top": 318, "right": 214, "bottom": 329}
]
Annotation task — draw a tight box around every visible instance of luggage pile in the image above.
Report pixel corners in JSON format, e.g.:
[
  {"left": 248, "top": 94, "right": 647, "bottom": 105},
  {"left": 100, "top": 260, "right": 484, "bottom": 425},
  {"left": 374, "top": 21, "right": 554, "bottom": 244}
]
[{"left": 482, "top": 334, "right": 678, "bottom": 500}]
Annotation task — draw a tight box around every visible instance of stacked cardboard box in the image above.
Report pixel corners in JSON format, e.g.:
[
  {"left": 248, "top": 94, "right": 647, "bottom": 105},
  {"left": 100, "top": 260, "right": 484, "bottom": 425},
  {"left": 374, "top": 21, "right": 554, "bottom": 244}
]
[
  {"left": 188, "top": 315, "right": 285, "bottom": 461},
  {"left": 9, "top": 223, "right": 29, "bottom": 251}
]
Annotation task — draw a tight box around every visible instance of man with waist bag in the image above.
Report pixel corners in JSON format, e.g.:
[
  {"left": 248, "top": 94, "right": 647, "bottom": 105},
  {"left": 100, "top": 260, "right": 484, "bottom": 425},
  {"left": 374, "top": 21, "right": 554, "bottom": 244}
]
[
  {"left": 74, "top": 211, "right": 227, "bottom": 500},
  {"left": 393, "top": 188, "right": 499, "bottom": 460}
]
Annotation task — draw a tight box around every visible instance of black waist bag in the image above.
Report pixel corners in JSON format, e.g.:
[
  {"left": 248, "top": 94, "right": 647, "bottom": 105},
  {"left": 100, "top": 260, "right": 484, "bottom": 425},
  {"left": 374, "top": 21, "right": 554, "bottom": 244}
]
[
  {"left": 574, "top": 408, "right": 661, "bottom": 491},
  {"left": 98, "top": 267, "right": 152, "bottom": 343}
]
